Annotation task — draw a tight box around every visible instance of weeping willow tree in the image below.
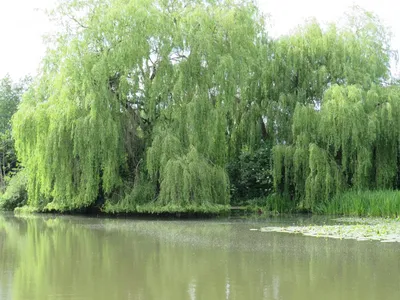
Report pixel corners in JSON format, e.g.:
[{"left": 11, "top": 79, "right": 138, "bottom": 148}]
[
  {"left": 261, "top": 7, "right": 393, "bottom": 144},
  {"left": 274, "top": 85, "right": 400, "bottom": 210},
  {"left": 12, "top": 0, "right": 265, "bottom": 212},
  {"left": 273, "top": 80, "right": 400, "bottom": 211},
  {"left": 271, "top": 8, "right": 399, "bottom": 211}
]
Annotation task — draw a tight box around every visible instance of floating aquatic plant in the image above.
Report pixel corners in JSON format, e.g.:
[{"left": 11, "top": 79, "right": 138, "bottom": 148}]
[{"left": 259, "top": 218, "right": 400, "bottom": 243}]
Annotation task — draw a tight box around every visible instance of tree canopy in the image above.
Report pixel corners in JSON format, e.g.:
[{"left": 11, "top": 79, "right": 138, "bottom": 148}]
[
  {"left": 13, "top": 0, "right": 266, "bottom": 212},
  {"left": 270, "top": 9, "right": 399, "bottom": 211},
  {"left": 11, "top": 0, "right": 400, "bottom": 214}
]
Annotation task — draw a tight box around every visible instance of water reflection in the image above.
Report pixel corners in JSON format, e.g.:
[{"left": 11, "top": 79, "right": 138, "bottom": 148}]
[{"left": 0, "top": 214, "right": 399, "bottom": 300}]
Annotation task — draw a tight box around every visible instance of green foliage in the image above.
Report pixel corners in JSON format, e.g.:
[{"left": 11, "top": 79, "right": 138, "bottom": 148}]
[
  {"left": 241, "top": 194, "right": 294, "bottom": 214},
  {"left": 10, "top": 0, "right": 400, "bottom": 215},
  {"left": 0, "top": 75, "right": 30, "bottom": 188},
  {"left": 103, "top": 201, "right": 229, "bottom": 215},
  {"left": 271, "top": 8, "right": 400, "bottom": 212},
  {"left": 274, "top": 84, "right": 400, "bottom": 211},
  {"left": 13, "top": 0, "right": 264, "bottom": 213},
  {"left": 0, "top": 130, "right": 18, "bottom": 188},
  {"left": 158, "top": 147, "right": 229, "bottom": 206},
  {"left": 103, "top": 185, "right": 155, "bottom": 213},
  {"left": 0, "top": 75, "right": 30, "bottom": 131},
  {"left": 0, "top": 170, "right": 28, "bottom": 210},
  {"left": 320, "top": 190, "right": 400, "bottom": 217},
  {"left": 103, "top": 170, "right": 156, "bottom": 213},
  {"left": 228, "top": 145, "right": 273, "bottom": 204},
  {"left": 263, "top": 8, "right": 392, "bottom": 144}
]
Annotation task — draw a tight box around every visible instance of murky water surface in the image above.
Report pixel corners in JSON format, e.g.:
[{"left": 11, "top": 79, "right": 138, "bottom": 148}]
[{"left": 0, "top": 213, "right": 399, "bottom": 300}]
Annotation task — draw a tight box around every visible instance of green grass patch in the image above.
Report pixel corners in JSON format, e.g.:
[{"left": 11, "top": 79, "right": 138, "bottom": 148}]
[{"left": 319, "top": 190, "right": 400, "bottom": 218}]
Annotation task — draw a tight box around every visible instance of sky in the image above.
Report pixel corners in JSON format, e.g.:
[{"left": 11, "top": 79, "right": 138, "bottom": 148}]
[{"left": 0, "top": 0, "right": 399, "bottom": 79}]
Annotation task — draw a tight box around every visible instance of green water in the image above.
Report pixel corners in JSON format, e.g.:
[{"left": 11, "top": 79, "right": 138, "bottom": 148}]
[{"left": 0, "top": 213, "right": 399, "bottom": 300}]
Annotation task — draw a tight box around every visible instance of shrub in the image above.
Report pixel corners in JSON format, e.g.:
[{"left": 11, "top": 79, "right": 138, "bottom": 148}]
[
  {"left": 227, "top": 145, "right": 273, "bottom": 205},
  {"left": 0, "top": 170, "right": 28, "bottom": 210}
]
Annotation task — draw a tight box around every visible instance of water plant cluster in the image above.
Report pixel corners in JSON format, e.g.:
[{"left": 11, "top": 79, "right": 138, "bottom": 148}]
[{"left": 260, "top": 217, "right": 400, "bottom": 243}]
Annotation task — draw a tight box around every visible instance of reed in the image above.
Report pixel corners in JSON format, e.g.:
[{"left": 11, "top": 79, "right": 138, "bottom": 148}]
[{"left": 319, "top": 190, "right": 400, "bottom": 217}]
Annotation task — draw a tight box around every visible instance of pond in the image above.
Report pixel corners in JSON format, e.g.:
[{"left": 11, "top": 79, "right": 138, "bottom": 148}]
[{"left": 0, "top": 213, "right": 399, "bottom": 300}]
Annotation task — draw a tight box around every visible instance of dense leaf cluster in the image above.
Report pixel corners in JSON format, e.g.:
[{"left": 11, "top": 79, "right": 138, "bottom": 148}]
[
  {"left": 227, "top": 145, "right": 272, "bottom": 204},
  {"left": 0, "top": 76, "right": 30, "bottom": 209}
]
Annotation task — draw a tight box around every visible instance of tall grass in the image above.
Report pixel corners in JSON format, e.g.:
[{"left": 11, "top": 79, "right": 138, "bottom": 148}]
[{"left": 319, "top": 190, "right": 400, "bottom": 217}]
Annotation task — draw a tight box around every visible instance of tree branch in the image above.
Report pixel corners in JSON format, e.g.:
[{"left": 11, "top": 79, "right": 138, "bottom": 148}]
[{"left": 67, "top": 14, "right": 89, "bottom": 29}]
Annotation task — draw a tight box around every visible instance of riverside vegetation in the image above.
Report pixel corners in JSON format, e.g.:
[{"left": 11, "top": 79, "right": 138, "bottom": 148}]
[{"left": 1, "top": 0, "right": 400, "bottom": 217}]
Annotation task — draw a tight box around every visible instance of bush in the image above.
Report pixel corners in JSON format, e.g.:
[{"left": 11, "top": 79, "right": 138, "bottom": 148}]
[
  {"left": 0, "top": 170, "right": 28, "bottom": 210},
  {"left": 103, "top": 180, "right": 156, "bottom": 213},
  {"left": 227, "top": 145, "right": 273, "bottom": 205}
]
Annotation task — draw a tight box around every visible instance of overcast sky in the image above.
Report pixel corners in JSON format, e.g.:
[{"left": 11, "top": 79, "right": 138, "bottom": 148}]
[{"left": 1, "top": 0, "right": 399, "bottom": 79}]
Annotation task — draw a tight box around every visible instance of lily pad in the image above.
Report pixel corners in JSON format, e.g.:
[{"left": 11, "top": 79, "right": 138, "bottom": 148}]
[{"left": 260, "top": 218, "right": 400, "bottom": 243}]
